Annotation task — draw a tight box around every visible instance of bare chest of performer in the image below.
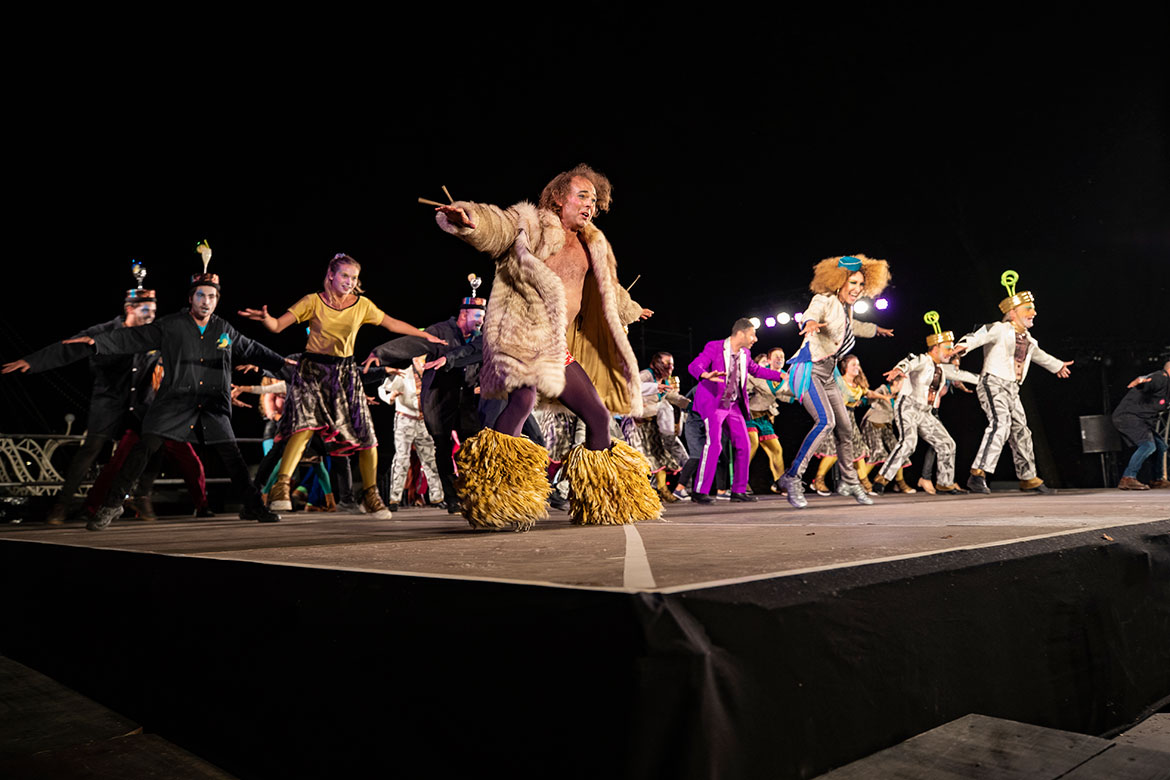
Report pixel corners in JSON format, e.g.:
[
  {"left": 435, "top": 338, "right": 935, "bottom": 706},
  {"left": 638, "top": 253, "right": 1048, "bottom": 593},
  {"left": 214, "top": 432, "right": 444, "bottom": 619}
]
[{"left": 544, "top": 230, "right": 590, "bottom": 328}]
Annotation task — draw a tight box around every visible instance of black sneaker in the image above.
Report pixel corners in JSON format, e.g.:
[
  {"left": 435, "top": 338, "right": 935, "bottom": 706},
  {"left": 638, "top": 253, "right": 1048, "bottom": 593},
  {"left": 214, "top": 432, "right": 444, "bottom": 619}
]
[
  {"left": 729, "top": 493, "right": 757, "bottom": 503},
  {"left": 548, "top": 493, "right": 568, "bottom": 511},
  {"left": 691, "top": 492, "right": 715, "bottom": 504},
  {"left": 195, "top": 506, "right": 217, "bottom": 518},
  {"left": 240, "top": 503, "right": 282, "bottom": 523},
  {"left": 966, "top": 474, "right": 991, "bottom": 494},
  {"left": 1021, "top": 482, "right": 1054, "bottom": 495}
]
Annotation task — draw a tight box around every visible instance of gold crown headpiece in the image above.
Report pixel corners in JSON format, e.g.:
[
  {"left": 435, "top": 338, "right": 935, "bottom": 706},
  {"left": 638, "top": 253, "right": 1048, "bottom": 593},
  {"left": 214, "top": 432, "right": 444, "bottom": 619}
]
[
  {"left": 923, "top": 311, "right": 954, "bottom": 348},
  {"left": 997, "top": 269, "right": 1035, "bottom": 314}
]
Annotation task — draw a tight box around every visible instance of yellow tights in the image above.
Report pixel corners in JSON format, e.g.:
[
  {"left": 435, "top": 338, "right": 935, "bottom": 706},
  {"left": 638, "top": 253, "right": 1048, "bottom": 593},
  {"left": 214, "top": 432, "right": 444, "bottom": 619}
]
[
  {"left": 278, "top": 430, "right": 378, "bottom": 490},
  {"left": 816, "top": 456, "right": 873, "bottom": 480},
  {"left": 748, "top": 431, "right": 786, "bottom": 480}
]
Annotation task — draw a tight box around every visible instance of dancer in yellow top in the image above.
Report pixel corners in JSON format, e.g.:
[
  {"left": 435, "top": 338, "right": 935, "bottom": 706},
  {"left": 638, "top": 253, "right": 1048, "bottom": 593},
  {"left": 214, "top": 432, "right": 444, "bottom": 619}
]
[{"left": 239, "top": 253, "right": 444, "bottom": 518}]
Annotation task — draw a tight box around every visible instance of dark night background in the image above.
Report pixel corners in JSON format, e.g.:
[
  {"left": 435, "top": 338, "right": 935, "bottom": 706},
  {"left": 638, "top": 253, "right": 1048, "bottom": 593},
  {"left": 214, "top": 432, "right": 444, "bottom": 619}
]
[{"left": 3, "top": 9, "right": 1166, "bottom": 489}]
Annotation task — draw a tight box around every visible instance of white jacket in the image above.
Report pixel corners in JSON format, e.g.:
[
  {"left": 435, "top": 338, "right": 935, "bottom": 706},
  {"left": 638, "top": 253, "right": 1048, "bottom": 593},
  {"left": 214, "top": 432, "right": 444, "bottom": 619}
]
[
  {"left": 893, "top": 353, "right": 980, "bottom": 407},
  {"left": 800, "top": 294, "right": 878, "bottom": 362},
  {"left": 954, "top": 321, "right": 1064, "bottom": 384}
]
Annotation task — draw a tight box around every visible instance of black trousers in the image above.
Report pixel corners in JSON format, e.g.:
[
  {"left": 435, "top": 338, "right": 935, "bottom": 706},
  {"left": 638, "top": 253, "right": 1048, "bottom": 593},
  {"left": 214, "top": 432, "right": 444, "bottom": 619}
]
[{"left": 54, "top": 434, "right": 111, "bottom": 508}]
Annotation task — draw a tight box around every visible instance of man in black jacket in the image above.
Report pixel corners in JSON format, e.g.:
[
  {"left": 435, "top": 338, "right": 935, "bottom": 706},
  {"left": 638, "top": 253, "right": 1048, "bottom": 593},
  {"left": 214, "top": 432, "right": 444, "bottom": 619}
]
[
  {"left": 364, "top": 295, "right": 485, "bottom": 512},
  {"left": 3, "top": 281, "right": 159, "bottom": 524},
  {"left": 67, "top": 273, "right": 288, "bottom": 529},
  {"left": 1112, "top": 359, "right": 1170, "bottom": 490}
]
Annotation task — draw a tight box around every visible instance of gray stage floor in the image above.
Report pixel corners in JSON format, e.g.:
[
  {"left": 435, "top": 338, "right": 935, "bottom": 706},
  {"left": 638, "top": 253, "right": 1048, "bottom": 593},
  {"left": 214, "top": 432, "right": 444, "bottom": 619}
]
[{"left": 3, "top": 489, "right": 1168, "bottom": 592}]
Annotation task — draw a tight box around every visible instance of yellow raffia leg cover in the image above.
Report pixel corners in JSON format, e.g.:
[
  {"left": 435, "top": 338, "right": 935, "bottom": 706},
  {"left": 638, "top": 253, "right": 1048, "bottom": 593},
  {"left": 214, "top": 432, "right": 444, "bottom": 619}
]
[
  {"left": 454, "top": 428, "right": 549, "bottom": 532},
  {"left": 564, "top": 440, "right": 663, "bottom": 526}
]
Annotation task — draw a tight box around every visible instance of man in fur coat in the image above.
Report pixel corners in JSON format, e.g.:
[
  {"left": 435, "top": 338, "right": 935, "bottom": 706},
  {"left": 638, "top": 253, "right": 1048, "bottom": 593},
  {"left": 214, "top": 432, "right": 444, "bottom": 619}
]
[{"left": 434, "top": 164, "right": 660, "bottom": 529}]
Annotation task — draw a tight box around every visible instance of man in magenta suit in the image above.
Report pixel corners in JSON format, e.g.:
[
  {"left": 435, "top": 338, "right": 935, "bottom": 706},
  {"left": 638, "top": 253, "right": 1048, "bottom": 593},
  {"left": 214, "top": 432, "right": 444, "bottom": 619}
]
[{"left": 687, "top": 319, "right": 787, "bottom": 504}]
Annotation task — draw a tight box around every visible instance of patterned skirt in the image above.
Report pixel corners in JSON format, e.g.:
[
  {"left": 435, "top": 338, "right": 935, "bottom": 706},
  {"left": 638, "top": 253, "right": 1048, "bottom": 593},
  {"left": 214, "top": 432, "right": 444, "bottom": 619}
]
[
  {"left": 811, "top": 414, "right": 869, "bottom": 461},
  {"left": 861, "top": 420, "right": 908, "bottom": 468},
  {"left": 625, "top": 416, "right": 683, "bottom": 474},
  {"left": 535, "top": 409, "right": 581, "bottom": 463},
  {"left": 278, "top": 354, "right": 376, "bottom": 454}
]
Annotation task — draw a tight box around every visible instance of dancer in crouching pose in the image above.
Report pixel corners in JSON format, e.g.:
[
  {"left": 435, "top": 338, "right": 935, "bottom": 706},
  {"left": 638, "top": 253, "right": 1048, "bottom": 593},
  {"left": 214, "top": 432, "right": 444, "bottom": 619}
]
[
  {"left": 433, "top": 164, "right": 659, "bottom": 530},
  {"left": 239, "top": 253, "right": 444, "bottom": 519},
  {"left": 774, "top": 254, "right": 894, "bottom": 508}
]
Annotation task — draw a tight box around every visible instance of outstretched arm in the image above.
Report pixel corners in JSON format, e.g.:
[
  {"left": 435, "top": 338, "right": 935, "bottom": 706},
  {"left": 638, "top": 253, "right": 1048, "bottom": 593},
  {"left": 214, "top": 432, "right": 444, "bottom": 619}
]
[
  {"left": 238, "top": 306, "right": 298, "bottom": 333},
  {"left": 379, "top": 315, "right": 447, "bottom": 345},
  {"left": 435, "top": 201, "right": 524, "bottom": 260},
  {"left": 1031, "top": 345, "right": 1073, "bottom": 378},
  {"left": 13, "top": 320, "right": 125, "bottom": 372}
]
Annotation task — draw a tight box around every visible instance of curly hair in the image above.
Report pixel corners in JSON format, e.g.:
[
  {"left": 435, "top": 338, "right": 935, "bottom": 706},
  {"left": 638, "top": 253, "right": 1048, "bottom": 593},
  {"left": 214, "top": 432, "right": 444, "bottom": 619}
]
[
  {"left": 538, "top": 164, "right": 613, "bottom": 214},
  {"left": 809, "top": 254, "right": 891, "bottom": 298}
]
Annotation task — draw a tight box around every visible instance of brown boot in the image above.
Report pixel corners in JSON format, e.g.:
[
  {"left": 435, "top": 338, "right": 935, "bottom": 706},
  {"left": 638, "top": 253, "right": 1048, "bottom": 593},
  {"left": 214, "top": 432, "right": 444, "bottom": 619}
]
[
  {"left": 268, "top": 474, "right": 293, "bottom": 511},
  {"left": 812, "top": 474, "right": 832, "bottom": 496},
  {"left": 658, "top": 484, "right": 680, "bottom": 503},
  {"left": 859, "top": 475, "right": 874, "bottom": 495},
  {"left": 360, "top": 486, "right": 393, "bottom": 519},
  {"left": 1150, "top": 479, "right": 1170, "bottom": 489},
  {"left": 1118, "top": 476, "right": 1150, "bottom": 491},
  {"left": 124, "top": 495, "right": 157, "bottom": 521},
  {"left": 894, "top": 477, "right": 917, "bottom": 494}
]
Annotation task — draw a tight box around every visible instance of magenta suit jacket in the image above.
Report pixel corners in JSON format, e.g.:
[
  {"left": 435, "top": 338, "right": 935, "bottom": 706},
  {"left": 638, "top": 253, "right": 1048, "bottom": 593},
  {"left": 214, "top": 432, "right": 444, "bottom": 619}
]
[{"left": 688, "top": 338, "right": 785, "bottom": 419}]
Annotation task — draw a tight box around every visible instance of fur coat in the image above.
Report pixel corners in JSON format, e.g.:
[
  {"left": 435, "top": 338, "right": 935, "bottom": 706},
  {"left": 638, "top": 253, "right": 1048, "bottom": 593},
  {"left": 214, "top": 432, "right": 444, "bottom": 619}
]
[{"left": 437, "top": 201, "right": 644, "bottom": 416}]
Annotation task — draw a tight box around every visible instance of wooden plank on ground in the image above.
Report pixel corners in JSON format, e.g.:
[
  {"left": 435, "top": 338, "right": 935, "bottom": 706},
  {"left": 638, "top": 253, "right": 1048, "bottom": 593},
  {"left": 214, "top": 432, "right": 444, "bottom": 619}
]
[
  {"left": 0, "top": 656, "right": 139, "bottom": 758},
  {"left": 1061, "top": 744, "right": 1170, "bottom": 780},
  {"left": 815, "top": 713, "right": 1112, "bottom": 780},
  {"left": 1117, "top": 713, "right": 1170, "bottom": 755},
  {"left": 0, "top": 733, "right": 237, "bottom": 779}
]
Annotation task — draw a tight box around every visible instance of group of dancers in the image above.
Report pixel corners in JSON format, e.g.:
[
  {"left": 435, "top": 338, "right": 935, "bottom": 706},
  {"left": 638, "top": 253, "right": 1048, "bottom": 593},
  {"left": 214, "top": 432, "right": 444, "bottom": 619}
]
[{"left": 6, "top": 163, "right": 1164, "bottom": 533}]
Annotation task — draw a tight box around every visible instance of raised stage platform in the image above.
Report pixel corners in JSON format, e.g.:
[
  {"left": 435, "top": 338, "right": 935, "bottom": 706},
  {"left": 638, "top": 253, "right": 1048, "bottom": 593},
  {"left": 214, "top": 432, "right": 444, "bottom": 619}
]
[{"left": 2, "top": 489, "right": 1169, "bottom": 779}]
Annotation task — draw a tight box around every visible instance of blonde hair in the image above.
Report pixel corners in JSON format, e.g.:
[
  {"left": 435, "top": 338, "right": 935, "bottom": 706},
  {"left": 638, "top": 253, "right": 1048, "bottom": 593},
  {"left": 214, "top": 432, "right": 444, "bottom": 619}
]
[
  {"left": 325, "top": 253, "right": 364, "bottom": 295},
  {"left": 809, "top": 254, "right": 891, "bottom": 298}
]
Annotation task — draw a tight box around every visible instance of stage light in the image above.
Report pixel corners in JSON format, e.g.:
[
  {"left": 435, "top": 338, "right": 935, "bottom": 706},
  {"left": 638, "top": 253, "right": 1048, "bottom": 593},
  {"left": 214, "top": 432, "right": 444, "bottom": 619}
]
[
  {"left": 777, "top": 312, "right": 792, "bottom": 325},
  {"left": 794, "top": 312, "right": 804, "bottom": 323},
  {"left": 854, "top": 300, "right": 870, "bottom": 314},
  {"left": 764, "top": 316, "right": 776, "bottom": 328},
  {"left": 875, "top": 297, "right": 889, "bottom": 311},
  {"left": 749, "top": 317, "right": 761, "bottom": 329}
]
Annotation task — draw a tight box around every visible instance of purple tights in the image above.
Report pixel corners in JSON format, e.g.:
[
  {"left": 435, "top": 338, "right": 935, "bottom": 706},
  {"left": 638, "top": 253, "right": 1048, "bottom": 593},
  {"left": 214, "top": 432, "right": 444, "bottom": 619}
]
[{"left": 492, "top": 361, "right": 612, "bottom": 450}]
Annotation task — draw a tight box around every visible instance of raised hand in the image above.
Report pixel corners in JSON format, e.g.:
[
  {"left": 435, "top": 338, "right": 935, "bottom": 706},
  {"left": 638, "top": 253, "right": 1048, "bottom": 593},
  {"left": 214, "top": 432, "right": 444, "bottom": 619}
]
[
  {"left": 237, "top": 306, "right": 278, "bottom": 331},
  {"left": 436, "top": 204, "right": 476, "bottom": 229},
  {"left": 883, "top": 367, "right": 906, "bottom": 382}
]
